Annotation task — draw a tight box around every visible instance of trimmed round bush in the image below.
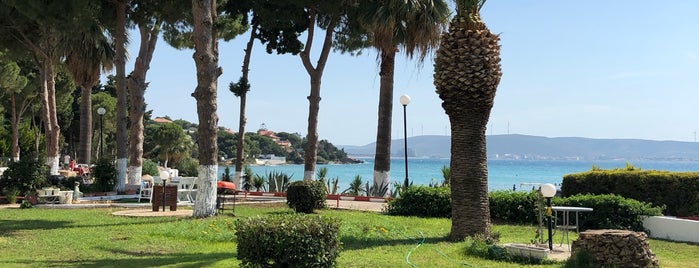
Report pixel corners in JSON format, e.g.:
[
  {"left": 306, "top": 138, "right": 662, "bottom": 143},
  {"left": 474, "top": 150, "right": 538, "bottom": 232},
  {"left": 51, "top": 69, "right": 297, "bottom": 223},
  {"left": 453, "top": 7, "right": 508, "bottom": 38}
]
[
  {"left": 386, "top": 185, "right": 451, "bottom": 217},
  {"left": 287, "top": 180, "right": 326, "bottom": 213},
  {"left": 236, "top": 214, "right": 341, "bottom": 268}
]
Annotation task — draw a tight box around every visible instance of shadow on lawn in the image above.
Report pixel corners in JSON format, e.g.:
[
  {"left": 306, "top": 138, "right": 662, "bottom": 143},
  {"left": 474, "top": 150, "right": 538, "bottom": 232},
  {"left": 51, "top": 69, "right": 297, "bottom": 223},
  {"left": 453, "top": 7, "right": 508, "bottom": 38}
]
[
  {"left": 0, "top": 217, "right": 180, "bottom": 237},
  {"left": 4, "top": 250, "right": 237, "bottom": 267},
  {"left": 341, "top": 235, "right": 452, "bottom": 251}
]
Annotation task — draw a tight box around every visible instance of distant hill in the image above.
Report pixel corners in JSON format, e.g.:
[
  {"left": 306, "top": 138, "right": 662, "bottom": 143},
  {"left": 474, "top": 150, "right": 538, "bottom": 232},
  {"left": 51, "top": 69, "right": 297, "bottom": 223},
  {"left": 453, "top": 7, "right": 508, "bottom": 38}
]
[{"left": 339, "top": 134, "right": 699, "bottom": 161}]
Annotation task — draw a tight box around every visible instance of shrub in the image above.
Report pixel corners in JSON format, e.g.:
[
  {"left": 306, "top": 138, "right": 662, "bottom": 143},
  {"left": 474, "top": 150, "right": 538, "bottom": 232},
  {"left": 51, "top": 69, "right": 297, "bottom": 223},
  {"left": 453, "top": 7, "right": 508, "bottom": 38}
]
[
  {"left": 141, "top": 158, "right": 159, "bottom": 176},
  {"left": 489, "top": 190, "right": 540, "bottom": 225},
  {"left": 176, "top": 157, "right": 198, "bottom": 177},
  {"left": 562, "top": 168, "right": 699, "bottom": 216},
  {"left": 2, "top": 187, "right": 20, "bottom": 204},
  {"left": 92, "top": 158, "right": 116, "bottom": 192},
  {"left": 554, "top": 194, "right": 663, "bottom": 231},
  {"left": 385, "top": 185, "right": 451, "bottom": 217},
  {"left": 236, "top": 214, "right": 341, "bottom": 268},
  {"left": 286, "top": 180, "right": 326, "bottom": 213},
  {"left": 0, "top": 158, "right": 47, "bottom": 196}
]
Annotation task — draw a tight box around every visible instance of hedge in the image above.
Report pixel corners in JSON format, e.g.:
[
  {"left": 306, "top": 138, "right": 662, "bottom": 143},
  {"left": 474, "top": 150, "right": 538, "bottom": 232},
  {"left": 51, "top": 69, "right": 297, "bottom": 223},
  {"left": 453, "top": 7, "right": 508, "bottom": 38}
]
[{"left": 562, "top": 169, "right": 699, "bottom": 216}]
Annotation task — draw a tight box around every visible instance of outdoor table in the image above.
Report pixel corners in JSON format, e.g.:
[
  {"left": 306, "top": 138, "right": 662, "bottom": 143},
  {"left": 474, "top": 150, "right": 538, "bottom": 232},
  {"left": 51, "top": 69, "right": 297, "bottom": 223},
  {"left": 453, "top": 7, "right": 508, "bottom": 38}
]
[{"left": 552, "top": 206, "right": 593, "bottom": 249}]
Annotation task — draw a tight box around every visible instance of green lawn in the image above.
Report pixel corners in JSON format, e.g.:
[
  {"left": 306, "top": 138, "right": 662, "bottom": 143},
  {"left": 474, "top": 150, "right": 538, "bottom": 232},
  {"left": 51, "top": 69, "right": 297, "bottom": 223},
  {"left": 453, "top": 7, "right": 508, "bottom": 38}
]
[{"left": 0, "top": 204, "right": 696, "bottom": 267}]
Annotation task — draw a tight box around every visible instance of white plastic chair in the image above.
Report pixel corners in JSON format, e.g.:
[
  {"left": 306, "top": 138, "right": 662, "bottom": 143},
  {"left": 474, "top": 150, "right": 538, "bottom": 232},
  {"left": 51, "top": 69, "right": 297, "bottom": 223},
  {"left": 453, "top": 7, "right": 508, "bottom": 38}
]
[
  {"left": 177, "top": 177, "right": 198, "bottom": 203},
  {"left": 138, "top": 176, "right": 162, "bottom": 203}
]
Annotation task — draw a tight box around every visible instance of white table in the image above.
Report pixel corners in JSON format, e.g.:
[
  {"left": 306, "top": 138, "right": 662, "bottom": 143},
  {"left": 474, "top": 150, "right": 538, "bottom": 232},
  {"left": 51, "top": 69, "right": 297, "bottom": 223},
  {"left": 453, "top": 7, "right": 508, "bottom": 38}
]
[{"left": 552, "top": 206, "right": 593, "bottom": 249}]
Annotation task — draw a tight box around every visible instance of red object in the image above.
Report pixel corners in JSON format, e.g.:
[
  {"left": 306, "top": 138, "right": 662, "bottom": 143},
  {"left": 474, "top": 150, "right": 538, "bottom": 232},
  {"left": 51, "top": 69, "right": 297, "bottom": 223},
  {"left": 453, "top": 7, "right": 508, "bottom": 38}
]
[{"left": 217, "top": 181, "right": 236, "bottom": 190}]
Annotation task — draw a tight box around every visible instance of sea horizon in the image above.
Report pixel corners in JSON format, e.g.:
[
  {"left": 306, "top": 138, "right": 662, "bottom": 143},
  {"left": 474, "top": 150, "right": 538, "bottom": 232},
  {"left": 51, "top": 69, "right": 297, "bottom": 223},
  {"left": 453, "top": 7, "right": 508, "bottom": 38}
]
[{"left": 218, "top": 158, "right": 699, "bottom": 193}]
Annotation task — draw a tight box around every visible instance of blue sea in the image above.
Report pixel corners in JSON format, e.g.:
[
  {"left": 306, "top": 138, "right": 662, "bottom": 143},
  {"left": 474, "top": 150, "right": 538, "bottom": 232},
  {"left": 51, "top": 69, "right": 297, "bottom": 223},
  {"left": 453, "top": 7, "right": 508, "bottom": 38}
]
[{"left": 218, "top": 158, "right": 699, "bottom": 192}]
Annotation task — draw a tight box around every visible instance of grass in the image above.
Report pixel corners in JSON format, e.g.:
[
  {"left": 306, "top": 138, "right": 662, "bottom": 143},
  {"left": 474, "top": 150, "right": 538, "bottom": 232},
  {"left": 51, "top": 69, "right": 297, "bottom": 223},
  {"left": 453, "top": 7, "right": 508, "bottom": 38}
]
[{"left": 0, "top": 203, "right": 696, "bottom": 267}]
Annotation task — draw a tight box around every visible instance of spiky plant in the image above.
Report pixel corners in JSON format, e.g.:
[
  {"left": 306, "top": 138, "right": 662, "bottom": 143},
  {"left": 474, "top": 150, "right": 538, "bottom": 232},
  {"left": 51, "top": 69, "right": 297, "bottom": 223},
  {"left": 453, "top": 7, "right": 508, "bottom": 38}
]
[{"left": 433, "top": 0, "right": 502, "bottom": 240}]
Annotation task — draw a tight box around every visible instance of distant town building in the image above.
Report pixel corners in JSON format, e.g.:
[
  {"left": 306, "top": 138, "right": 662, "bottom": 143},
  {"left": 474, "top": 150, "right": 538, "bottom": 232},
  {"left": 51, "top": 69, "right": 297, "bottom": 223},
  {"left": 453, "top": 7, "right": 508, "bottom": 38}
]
[
  {"left": 258, "top": 128, "right": 293, "bottom": 151},
  {"left": 153, "top": 117, "right": 173, "bottom": 124}
]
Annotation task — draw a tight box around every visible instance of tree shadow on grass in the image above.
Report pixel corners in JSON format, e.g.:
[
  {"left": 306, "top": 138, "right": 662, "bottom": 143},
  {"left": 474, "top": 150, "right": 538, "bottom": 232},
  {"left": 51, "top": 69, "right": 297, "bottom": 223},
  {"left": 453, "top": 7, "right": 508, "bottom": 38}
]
[
  {"left": 341, "top": 234, "right": 453, "bottom": 251},
  {"left": 0, "top": 217, "right": 180, "bottom": 237},
  {"left": 2, "top": 250, "right": 238, "bottom": 268}
]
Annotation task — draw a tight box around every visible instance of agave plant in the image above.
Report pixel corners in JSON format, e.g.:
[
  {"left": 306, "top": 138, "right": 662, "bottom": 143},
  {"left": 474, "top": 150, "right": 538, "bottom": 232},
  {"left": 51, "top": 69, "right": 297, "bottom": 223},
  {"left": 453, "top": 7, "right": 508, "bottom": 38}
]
[
  {"left": 365, "top": 181, "right": 390, "bottom": 197},
  {"left": 327, "top": 177, "right": 339, "bottom": 195},
  {"left": 266, "top": 171, "right": 292, "bottom": 192}
]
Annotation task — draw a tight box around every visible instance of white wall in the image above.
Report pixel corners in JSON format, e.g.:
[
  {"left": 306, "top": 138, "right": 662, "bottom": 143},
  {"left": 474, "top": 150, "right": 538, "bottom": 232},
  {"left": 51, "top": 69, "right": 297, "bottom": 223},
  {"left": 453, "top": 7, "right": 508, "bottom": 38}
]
[{"left": 643, "top": 216, "right": 699, "bottom": 244}]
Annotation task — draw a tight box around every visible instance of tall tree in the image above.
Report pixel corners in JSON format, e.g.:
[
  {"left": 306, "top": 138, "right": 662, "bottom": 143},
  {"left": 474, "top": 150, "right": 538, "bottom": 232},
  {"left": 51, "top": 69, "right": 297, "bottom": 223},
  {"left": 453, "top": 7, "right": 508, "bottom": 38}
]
[
  {"left": 112, "top": 0, "right": 130, "bottom": 193},
  {"left": 228, "top": 22, "right": 257, "bottom": 188},
  {"left": 126, "top": 0, "right": 188, "bottom": 187},
  {"left": 433, "top": 0, "right": 502, "bottom": 240},
  {"left": 64, "top": 19, "right": 115, "bottom": 165},
  {"left": 354, "top": 0, "right": 449, "bottom": 191},
  {"left": 0, "top": 57, "right": 30, "bottom": 162},
  {"left": 0, "top": 1, "right": 93, "bottom": 174},
  {"left": 191, "top": 0, "right": 221, "bottom": 217}
]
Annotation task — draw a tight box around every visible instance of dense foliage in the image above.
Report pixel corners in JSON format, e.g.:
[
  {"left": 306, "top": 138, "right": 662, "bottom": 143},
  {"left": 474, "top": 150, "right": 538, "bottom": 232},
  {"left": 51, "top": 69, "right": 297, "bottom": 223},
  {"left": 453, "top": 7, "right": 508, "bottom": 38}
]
[
  {"left": 554, "top": 194, "right": 663, "bottom": 231},
  {"left": 385, "top": 185, "right": 451, "bottom": 217},
  {"left": 286, "top": 180, "right": 327, "bottom": 213},
  {"left": 386, "top": 187, "right": 662, "bottom": 232},
  {"left": 92, "top": 158, "right": 116, "bottom": 192},
  {"left": 0, "top": 158, "right": 46, "bottom": 196},
  {"left": 235, "top": 214, "right": 341, "bottom": 268},
  {"left": 489, "top": 190, "right": 540, "bottom": 225},
  {"left": 562, "top": 168, "right": 699, "bottom": 216}
]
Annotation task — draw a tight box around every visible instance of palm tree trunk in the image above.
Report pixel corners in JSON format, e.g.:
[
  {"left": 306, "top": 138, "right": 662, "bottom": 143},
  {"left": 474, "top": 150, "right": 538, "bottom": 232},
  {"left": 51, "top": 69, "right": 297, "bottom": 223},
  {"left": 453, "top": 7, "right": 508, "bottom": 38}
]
[
  {"left": 372, "top": 49, "right": 396, "bottom": 189},
  {"left": 127, "top": 24, "right": 159, "bottom": 186},
  {"left": 79, "top": 85, "right": 92, "bottom": 164},
  {"left": 449, "top": 108, "right": 491, "bottom": 240},
  {"left": 115, "top": 0, "right": 128, "bottom": 193},
  {"left": 192, "top": 0, "right": 221, "bottom": 218}
]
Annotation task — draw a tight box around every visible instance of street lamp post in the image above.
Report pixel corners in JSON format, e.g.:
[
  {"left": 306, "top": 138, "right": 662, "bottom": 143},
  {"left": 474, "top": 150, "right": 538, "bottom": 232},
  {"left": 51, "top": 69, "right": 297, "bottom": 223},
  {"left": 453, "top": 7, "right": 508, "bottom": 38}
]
[
  {"left": 540, "top": 183, "right": 557, "bottom": 251},
  {"left": 399, "top": 94, "right": 411, "bottom": 188},
  {"left": 97, "top": 107, "right": 106, "bottom": 159}
]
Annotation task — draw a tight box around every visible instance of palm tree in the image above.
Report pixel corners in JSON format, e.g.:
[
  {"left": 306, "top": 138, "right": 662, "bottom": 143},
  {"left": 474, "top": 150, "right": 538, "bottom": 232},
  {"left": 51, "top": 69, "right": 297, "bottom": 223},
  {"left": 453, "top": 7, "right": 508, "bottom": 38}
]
[
  {"left": 357, "top": 0, "right": 449, "bottom": 192},
  {"left": 433, "top": 0, "right": 502, "bottom": 240},
  {"left": 64, "top": 23, "right": 115, "bottom": 165}
]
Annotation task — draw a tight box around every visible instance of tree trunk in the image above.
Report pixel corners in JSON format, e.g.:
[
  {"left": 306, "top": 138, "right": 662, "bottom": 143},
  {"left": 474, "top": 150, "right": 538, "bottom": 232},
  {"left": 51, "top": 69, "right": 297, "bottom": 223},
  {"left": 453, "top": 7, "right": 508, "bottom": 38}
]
[
  {"left": 299, "top": 6, "right": 336, "bottom": 180},
  {"left": 127, "top": 24, "right": 159, "bottom": 186},
  {"left": 449, "top": 108, "right": 491, "bottom": 240},
  {"left": 10, "top": 95, "right": 19, "bottom": 162},
  {"left": 234, "top": 23, "right": 257, "bottom": 189},
  {"left": 41, "top": 60, "right": 60, "bottom": 175},
  {"left": 78, "top": 85, "right": 92, "bottom": 164},
  {"left": 115, "top": 0, "right": 128, "bottom": 193},
  {"left": 372, "top": 49, "right": 396, "bottom": 189},
  {"left": 191, "top": 0, "right": 221, "bottom": 218},
  {"left": 234, "top": 93, "right": 246, "bottom": 187}
]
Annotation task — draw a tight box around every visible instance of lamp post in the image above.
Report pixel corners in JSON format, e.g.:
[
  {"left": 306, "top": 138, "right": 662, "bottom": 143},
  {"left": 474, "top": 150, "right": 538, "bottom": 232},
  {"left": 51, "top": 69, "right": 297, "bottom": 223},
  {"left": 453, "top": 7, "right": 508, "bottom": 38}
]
[
  {"left": 97, "top": 107, "right": 106, "bottom": 159},
  {"left": 540, "top": 183, "right": 557, "bottom": 250},
  {"left": 399, "top": 94, "right": 411, "bottom": 188}
]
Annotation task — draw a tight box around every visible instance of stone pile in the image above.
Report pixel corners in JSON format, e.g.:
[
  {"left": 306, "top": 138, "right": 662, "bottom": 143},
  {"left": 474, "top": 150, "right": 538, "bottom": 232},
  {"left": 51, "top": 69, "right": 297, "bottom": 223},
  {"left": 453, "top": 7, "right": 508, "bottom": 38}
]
[{"left": 572, "top": 229, "right": 659, "bottom": 268}]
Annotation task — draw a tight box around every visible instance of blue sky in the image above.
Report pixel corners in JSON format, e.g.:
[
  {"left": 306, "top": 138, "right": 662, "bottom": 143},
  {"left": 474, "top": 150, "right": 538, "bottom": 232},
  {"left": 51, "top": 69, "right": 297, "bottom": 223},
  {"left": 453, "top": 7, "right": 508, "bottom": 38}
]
[{"left": 112, "top": 1, "right": 699, "bottom": 146}]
